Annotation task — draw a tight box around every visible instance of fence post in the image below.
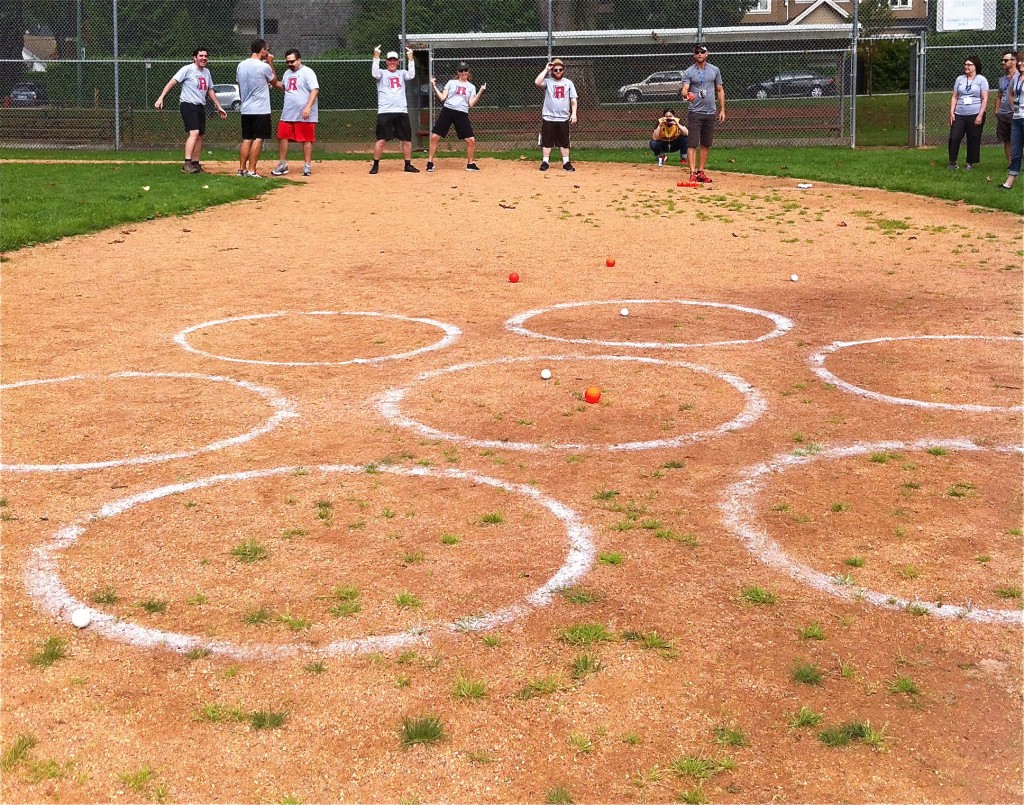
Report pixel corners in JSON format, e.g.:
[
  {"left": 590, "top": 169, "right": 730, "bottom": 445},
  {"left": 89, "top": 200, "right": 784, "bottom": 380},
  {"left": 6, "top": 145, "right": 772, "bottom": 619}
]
[
  {"left": 547, "top": 0, "right": 553, "bottom": 61},
  {"left": 850, "top": 0, "right": 858, "bottom": 148},
  {"left": 402, "top": 0, "right": 407, "bottom": 55},
  {"left": 259, "top": 0, "right": 265, "bottom": 39},
  {"left": 113, "top": 0, "right": 121, "bottom": 150},
  {"left": 1015, "top": 0, "right": 1020, "bottom": 50},
  {"left": 76, "top": 0, "right": 83, "bottom": 107},
  {"left": 697, "top": 0, "right": 703, "bottom": 43}
]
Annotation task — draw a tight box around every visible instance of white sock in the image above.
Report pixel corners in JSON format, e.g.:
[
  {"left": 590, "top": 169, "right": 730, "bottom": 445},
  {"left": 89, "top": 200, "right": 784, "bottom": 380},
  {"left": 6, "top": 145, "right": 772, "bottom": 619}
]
[
  {"left": 542, "top": 157, "right": 549, "bottom": 164},
  {"left": 562, "top": 156, "right": 570, "bottom": 164}
]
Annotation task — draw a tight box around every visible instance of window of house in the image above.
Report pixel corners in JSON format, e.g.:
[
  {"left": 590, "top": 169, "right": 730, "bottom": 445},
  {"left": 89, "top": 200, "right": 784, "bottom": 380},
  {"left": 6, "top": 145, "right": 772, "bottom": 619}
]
[{"left": 751, "top": 0, "right": 771, "bottom": 12}]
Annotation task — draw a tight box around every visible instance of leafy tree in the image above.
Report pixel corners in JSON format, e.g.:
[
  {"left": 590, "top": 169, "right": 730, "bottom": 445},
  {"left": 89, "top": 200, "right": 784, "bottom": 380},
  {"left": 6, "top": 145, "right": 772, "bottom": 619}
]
[{"left": 857, "top": 0, "right": 896, "bottom": 95}]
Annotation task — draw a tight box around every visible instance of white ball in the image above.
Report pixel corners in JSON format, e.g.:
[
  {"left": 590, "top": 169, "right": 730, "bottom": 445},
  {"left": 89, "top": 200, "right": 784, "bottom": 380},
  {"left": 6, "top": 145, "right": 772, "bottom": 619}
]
[
  {"left": 620, "top": 308, "right": 629, "bottom": 317},
  {"left": 71, "top": 609, "right": 92, "bottom": 629},
  {"left": 540, "top": 368, "right": 552, "bottom": 380},
  {"left": 790, "top": 274, "right": 799, "bottom": 282}
]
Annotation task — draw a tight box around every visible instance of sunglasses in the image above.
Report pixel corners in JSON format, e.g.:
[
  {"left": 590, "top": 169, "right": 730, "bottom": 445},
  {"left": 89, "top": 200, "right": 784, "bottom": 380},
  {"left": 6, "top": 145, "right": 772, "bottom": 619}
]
[
  {"left": 1003, "top": 57, "right": 1016, "bottom": 62},
  {"left": 458, "top": 68, "right": 469, "bottom": 72},
  {"left": 552, "top": 68, "right": 564, "bottom": 72},
  {"left": 285, "top": 60, "right": 297, "bottom": 65}
]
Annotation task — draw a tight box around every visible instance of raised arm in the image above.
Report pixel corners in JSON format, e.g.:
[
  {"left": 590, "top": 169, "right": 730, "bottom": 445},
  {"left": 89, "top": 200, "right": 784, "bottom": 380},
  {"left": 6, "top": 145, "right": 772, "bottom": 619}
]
[
  {"left": 404, "top": 48, "right": 416, "bottom": 80},
  {"left": 535, "top": 63, "right": 552, "bottom": 87},
  {"left": 430, "top": 76, "right": 448, "bottom": 102},
  {"left": 469, "top": 83, "right": 486, "bottom": 107},
  {"left": 371, "top": 45, "right": 383, "bottom": 79}
]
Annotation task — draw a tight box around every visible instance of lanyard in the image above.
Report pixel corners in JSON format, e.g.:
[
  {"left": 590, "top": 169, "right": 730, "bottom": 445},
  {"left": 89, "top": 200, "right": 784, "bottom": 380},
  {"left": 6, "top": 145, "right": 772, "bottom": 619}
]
[
  {"left": 961, "top": 77, "right": 973, "bottom": 95},
  {"left": 695, "top": 67, "right": 705, "bottom": 87}
]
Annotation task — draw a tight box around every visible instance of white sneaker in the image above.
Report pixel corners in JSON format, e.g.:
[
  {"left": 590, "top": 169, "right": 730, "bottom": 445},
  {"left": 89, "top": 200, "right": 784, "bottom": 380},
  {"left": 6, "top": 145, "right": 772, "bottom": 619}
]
[
  {"left": 657, "top": 156, "right": 665, "bottom": 166},
  {"left": 302, "top": 164, "right": 311, "bottom": 176},
  {"left": 271, "top": 164, "right": 288, "bottom": 176}
]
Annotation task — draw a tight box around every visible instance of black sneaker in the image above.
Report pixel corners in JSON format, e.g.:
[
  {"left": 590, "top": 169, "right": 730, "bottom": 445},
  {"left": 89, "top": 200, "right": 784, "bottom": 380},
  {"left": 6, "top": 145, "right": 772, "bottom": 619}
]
[
  {"left": 563, "top": 161, "right": 575, "bottom": 172},
  {"left": 181, "top": 162, "right": 192, "bottom": 173},
  {"left": 539, "top": 161, "right": 550, "bottom": 172},
  {"left": 426, "top": 161, "right": 435, "bottom": 172},
  {"left": 369, "top": 163, "right": 379, "bottom": 175},
  {"left": 192, "top": 161, "right": 204, "bottom": 173},
  {"left": 466, "top": 162, "right": 480, "bottom": 171},
  {"left": 404, "top": 163, "right": 420, "bottom": 173}
]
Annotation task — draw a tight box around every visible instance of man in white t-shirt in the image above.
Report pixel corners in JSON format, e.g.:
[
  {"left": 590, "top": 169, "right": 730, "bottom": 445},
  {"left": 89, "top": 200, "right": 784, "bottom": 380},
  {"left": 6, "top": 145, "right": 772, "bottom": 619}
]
[
  {"left": 370, "top": 46, "right": 418, "bottom": 174},
  {"left": 236, "top": 38, "right": 282, "bottom": 178},
  {"left": 271, "top": 49, "right": 319, "bottom": 177},
  {"left": 534, "top": 59, "right": 578, "bottom": 172},
  {"left": 154, "top": 48, "right": 228, "bottom": 174},
  {"left": 426, "top": 62, "right": 486, "bottom": 172}
]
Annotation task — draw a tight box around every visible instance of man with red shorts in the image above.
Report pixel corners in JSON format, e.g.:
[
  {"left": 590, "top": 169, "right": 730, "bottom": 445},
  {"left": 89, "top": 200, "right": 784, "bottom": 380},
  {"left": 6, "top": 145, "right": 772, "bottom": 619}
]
[{"left": 272, "top": 49, "right": 319, "bottom": 177}]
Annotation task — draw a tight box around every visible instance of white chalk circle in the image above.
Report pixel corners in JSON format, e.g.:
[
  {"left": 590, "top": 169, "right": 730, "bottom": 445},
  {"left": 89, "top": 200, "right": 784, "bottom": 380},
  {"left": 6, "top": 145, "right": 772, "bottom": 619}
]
[
  {"left": 26, "top": 465, "right": 595, "bottom": 660},
  {"left": 809, "top": 335, "right": 1024, "bottom": 413},
  {"left": 720, "top": 439, "right": 1024, "bottom": 625},
  {"left": 0, "top": 372, "right": 297, "bottom": 473},
  {"left": 377, "top": 354, "right": 766, "bottom": 452},
  {"left": 174, "top": 311, "right": 461, "bottom": 367},
  {"left": 505, "top": 299, "right": 794, "bottom": 349}
]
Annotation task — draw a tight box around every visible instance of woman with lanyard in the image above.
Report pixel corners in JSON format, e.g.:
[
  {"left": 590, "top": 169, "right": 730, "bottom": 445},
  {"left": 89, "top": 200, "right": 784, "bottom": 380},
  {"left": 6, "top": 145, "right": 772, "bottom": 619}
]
[
  {"left": 947, "top": 55, "right": 989, "bottom": 170},
  {"left": 999, "top": 52, "right": 1024, "bottom": 189}
]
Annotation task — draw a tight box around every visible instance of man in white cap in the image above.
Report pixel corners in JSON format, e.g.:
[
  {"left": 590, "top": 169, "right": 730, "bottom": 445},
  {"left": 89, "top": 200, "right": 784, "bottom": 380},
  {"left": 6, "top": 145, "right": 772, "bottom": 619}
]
[
  {"left": 370, "top": 45, "right": 418, "bottom": 174},
  {"left": 426, "top": 61, "right": 486, "bottom": 172},
  {"left": 680, "top": 43, "right": 725, "bottom": 184},
  {"left": 534, "top": 58, "right": 578, "bottom": 171}
]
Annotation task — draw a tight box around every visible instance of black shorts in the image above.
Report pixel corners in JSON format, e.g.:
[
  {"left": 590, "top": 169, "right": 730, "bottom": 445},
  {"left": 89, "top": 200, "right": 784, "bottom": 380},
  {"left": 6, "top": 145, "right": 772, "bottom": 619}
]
[
  {"left": 180, "top": 103, "right": 206, "bottom": 135},
  {"left": 376, "top": 112, "right": 412, "bottom": 142},
  {"left": 241, "top": 113, "right": 272, "bottom": 141},
  {"left": 431, "top": 107, "right": 474, "bottom": 140},
  {"left": 687, "top": 112, "right": 717, "bottom": 148},
  {"left": 541, "top": 119, "right": 570, "bottom": 149},
  {"left": 996, "top": 113, "right": 1013, "bottom": 143}
]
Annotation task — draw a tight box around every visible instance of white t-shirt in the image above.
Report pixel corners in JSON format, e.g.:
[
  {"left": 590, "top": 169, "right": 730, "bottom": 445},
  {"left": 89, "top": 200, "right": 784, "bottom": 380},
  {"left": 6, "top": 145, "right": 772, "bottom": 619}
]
[
  {"left": 281, "top": 64, "right": 319, "bottom": 122},
  {"left": 372, "top": 62, "right": 415, "bottom": 114},
  {"left": 541, "top": 77, "right": 577, "bottom": 122},
  {"left": 172, "top": 64, "right": 213, "bottom": 106},
  {"left": 442, "top": 79, "right": 476, "bottom": 113},
  {"left": 237, "top": 58, "right": 275, "bottom": 115}
]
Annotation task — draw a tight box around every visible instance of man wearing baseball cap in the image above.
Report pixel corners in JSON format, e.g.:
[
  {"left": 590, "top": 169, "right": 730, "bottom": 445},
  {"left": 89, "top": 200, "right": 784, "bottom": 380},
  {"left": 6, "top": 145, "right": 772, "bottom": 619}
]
[
  {"left": 681, "top": 43, "right": 726, "bottom": 183},
  {"left": 370, "top": 45, "right": 418, "bottom": 174},
  {"left": 534, "top": 58, "right": 578, "bottom": 172}
]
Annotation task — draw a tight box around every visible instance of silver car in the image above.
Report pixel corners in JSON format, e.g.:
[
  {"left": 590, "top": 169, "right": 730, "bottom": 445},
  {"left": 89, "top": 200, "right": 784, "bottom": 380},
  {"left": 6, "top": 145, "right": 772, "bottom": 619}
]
[
  {"left": 211, "top": 83, "right": 241, "bottom": 111},
  {"left": 618, "top": 71, "right": 685, "bottom": 103}
]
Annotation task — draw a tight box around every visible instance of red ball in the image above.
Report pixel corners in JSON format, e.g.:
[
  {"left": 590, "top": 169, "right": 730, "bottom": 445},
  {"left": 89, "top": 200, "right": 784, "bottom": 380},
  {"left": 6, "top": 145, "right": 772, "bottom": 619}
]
[
  {"left": 584, "top": 386, "right": 601, "bottom": 404},
  {"left": 606, "top": 258, "right": 616, "bottom": 267},
  {"left": 508, "top": 272, "right": 519, "bottom": 283},
  {"left": 677, "top": 181, "right": 685, "bottom": 187}
]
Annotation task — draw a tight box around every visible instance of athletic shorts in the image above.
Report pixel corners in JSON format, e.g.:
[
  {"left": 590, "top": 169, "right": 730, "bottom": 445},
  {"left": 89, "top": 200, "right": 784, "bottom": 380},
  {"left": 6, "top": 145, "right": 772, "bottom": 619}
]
[
  {"left": 996, "top": 113, "right": 1013, "bottom": 143},
  {"left": 277, "top": 120, "right": 317, "bottom": 142},
  {"left": 180, "top": 103, "right": 206, "bottom": 135},
  {"left": 376, "top": 112, "right": 412, "bottom": 142},
  {"left": 431, "top": 106, "right": 474, "bottom": 140},
  {"left": 241, "top": 113, "right": 272, "bottom": 141},
  {"left": 686, "top": 112, "right": 717, "bottom": 148},
  {"left": 540, "top": 119, "right": 570, "bottom": 149}
]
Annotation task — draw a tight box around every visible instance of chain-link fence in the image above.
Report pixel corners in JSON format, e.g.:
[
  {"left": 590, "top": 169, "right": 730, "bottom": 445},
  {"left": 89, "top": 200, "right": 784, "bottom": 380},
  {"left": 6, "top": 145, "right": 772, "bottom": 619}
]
[{"left": 0, "top": 0, "right": 1019, "bottom": 151}]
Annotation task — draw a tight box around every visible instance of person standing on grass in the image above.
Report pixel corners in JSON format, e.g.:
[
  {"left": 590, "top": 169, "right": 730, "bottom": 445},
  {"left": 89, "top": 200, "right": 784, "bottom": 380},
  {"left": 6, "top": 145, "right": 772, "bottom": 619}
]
[
  {"left": 994, "top": 51, "right": 1018, "bottom": 166},
  {"left": 947, "top": 55, "right": 988, "bottom": 171},
  {"left": 649, "top": 108, "right": 688, "bottom": 167},
  {"left": 236, "top": 39, "right": 282, "bottom": 178},
  {"left": 370, "top": 46, "right": 418, "bottom": 174},
  {"left": 426, "top": 62, "right": 486, "bottom": 172},
  {"left": 271, "top": 49, "right": 319, "bottom": 177},
  {"left": 535, "top": 59, "right": 578, "bottom": 172},
  {"left": 999, "top": 52, "right": 1024, "bottom": 189},
  {"left": 154, "top": 48, "right": 227, "bottom": 174},
  {"left": 680, "top": 43, "right": 725, "bottom": 184}
]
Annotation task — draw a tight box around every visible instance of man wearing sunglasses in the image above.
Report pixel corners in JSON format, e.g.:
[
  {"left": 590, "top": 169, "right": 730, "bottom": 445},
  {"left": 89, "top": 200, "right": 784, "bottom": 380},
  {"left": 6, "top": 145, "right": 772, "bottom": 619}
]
[
  {"left": 271, "top": 49, "right": 319, "bottom": 177},
  {"left": 534, "top": 58, "right": 578, "bottom": 172},
  {"left": 426, "top": 62, "right": 487, "bottom": 172},
  {"left": 681, "top": 43, "right": 725, "bottom": 184},
  {"left": 994, "top": 52, "right": 1019, "bottom": 166}
]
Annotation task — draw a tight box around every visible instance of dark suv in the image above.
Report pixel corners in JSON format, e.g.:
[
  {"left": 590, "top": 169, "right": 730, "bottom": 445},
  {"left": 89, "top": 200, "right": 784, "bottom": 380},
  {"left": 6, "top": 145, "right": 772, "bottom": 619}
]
[
  {"left": 9, "top": 82, "right": 48, "bottom": 107},
  {"left": 743, "top": 72, "right": 836, "bottom": 100}
]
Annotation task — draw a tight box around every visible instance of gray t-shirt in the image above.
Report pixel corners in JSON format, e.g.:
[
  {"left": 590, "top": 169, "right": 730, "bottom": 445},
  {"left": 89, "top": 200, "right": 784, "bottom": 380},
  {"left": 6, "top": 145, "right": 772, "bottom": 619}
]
[
  {"left": 442, "top": 79, "right": 476, "bottom": 113},
  {"left": 281, "top": 64, "right": 319, "bottom": 122},
  {"left": 172, "top": 64, "right": 213, "bottom": 106},
  {"left": 541, "top": 77, "right": 577, "bottom": 122},
  {"left": 237, "top": 58, "right": 275, "bottom": 115},
  {"left": 996, "top": 73, "right": 1014, "bottom": 116},
  {"left": 372, "top": 62, "right": 416, "bottom": 114},
  {"left": 953, "top": 73, "right": 989, "bottom": 116},
  {"left": 682, "top": 63, "right": 723, "bottom": 115}
]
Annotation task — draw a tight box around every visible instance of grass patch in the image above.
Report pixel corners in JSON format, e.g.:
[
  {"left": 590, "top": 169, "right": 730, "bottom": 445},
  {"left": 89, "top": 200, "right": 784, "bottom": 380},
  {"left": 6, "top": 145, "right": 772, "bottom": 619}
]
[
  {"left": 559, "top": 622, "right": 615, "bottom": 646},
  {"left": 678, "top": 787, "right": 709, "bottom": 804},
  {"left": 479, "top": 511, "right": 504, "bottom": 525},
  {"left": 888, "top": 675, "right": 921, "bottom": 696},
  {"left": 558, "top": 586, "right": 603, "bottom": 605},
  {"left": 622, "top": 630, "right": 677, "bottom": 658},
  {"left": 740, "top": 586, "right": 777, "bottom": 605},
  {"left": 714, "top": 725, "right": 748, "bottom": 747},
  {"left": 29, "top": 637, "right": 69, "bottom": 668},
  {"left": 26, "top": 758, "right": 74, "bottom": 782},
  {"left": 90, "top": 585, "right": 119, "bottom": 605},
  {"left": 394, "top": 591, "right": 423, "bottom": 609},
  {"left": 654, "top": 527, "right": 699, "bottom": 546},
  {"left": 994, "top": 584, "right": 1022, "bottom": 599},
  {"left": 844, "top": 556, "right": 865, "bottom": 568},
  {"left": 185, "top": 647, "right": 211, "bottom": 660},
  {"left": 598, "top": 551, "right": 624, "bottom": 565},
  {"left": 250, "top": 709, "right": 288, "bottom": 730},
  {"left": 671, "top": 753, "right": 736, "bottom": 779},
  {"left": 439, "top": 533, "right": 461, "bottom": 545},
  {"left": 570, "top": 652, "right": 602, "bottom": 680},
  {"left": 791, "top": 661, "right": 824, "bottom": 685},
  {"left": 481, "top": 634, "right": 502, "bottom": 647},
  {"left": 138, "top": 598, "right": 169, "bottom": 614},
  {"left": 118, "top": 764, "right": 156, "bottom": 792},
  {"left": 304, "top": 660, "right": 327, "bottom": 675},
  {"left": 818, "top": 720, "right": 886, "bottom": 749},
  {"left": 593, "top": 489, "right": 619, "bottom": 500},
  {"left": 243, "top": 607, "right": 272, "bottom": 625},
  {"left": 788, "top": 706, "right": 823, "bottom": 728},
  {"left": 568, "top": 731, "right": 594, "bottom": 754},
  {"left": 798, "top": 622, "right": 826, "bottom": 640},
  {"left": 452, "top": 676, "right": 488, "bottom": 701},
  {"left": 545, "top": 786, "right": 573, "bottom": 804},
  {"left": 926, "top": 446, "right": 949, "bottom": 456},
  {"left": 1, "top": 733, "right": 37, "bottom": 772},
  {"left": 516, "top": 674, "right": 563, "bottom": 699},
  {"left": 278, "top": 611, "right": 312, "bottom": 631},
  {"left": 401, "top": 715, "right": 445, "bottom": 747},
  {"left": 946, "top": 482, "right": 975, "bottom": 498},
  {"left": 230, "top": 539, "right": 268, "bottom": 563}
]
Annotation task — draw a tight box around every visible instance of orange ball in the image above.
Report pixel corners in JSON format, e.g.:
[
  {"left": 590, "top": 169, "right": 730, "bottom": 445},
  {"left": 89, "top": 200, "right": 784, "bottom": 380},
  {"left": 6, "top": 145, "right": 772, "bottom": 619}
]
[
  {"left": 508, "top": 272, "right": 519, "bottom": 283},
  {"left": 606, "top": 257, "right": 615, "bottom": 267},
  {"left": 584, "top": 386, "right": 601, "bottom": 404}
]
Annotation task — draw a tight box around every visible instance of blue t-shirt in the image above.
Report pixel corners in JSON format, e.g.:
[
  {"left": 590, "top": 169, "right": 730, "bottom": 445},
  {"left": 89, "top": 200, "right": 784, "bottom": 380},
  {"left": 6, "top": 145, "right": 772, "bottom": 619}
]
[{"left": 682, "top": 63, "right": 723, "bottom": 115}]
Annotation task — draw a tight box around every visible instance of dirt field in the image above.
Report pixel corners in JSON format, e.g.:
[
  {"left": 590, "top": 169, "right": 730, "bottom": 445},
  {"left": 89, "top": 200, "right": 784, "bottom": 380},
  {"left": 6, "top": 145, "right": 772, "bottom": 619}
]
[{"left": 1, "top": 158, "right": 1021, "bottom": 803}]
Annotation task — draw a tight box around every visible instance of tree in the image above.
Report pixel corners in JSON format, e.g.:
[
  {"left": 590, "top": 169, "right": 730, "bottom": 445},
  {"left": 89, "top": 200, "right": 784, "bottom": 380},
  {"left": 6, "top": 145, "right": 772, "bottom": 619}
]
[{"left": 856, "top": 0, "right": 895, "bottom": 96}]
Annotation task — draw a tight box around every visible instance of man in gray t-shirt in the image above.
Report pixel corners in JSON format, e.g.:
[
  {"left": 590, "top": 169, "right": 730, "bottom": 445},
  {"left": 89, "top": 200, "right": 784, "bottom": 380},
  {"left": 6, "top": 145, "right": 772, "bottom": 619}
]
[
  {"left": 680, "top": 44, "right": 726, "bottom": 184},
  {"left": 370, "top": 46, "right": 418, "bottom": 174},
  {"left": 236, "top": 38, "right": 281, "bottom": 177},
  {"left": 153, "top": 48, "right": 227, "bottom": 174},
  {"left": 534, "top": 59, "right": 579, "bottom": 172}
]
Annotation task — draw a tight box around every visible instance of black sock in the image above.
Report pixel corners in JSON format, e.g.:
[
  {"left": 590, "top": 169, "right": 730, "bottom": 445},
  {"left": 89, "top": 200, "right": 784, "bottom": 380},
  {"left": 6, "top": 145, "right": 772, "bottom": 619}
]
[
  {"left": 372, "top": 159, "right": 379, "bottom": 166},
  {"left": 404, "top": 159, "right": 412, "bottom": 166}
]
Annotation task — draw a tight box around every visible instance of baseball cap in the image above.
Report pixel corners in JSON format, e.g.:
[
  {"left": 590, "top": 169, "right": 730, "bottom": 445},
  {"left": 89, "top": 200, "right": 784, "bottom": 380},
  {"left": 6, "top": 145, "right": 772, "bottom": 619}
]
[
  {"left": 386, "top": 50, "right": 399, "bottom": 59},
  {"left": 457, "top": 61, "right": 470, "bottom": 71},
  {"left": 694, "top": 43, "right": 708, "bottom": 53}
]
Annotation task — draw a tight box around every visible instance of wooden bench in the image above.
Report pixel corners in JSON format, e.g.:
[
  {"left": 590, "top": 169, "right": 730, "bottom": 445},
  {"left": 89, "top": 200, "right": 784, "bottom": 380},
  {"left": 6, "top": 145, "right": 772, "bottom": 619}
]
[{"left": 0, "top": 109, "right": 124, "bottom": 147}]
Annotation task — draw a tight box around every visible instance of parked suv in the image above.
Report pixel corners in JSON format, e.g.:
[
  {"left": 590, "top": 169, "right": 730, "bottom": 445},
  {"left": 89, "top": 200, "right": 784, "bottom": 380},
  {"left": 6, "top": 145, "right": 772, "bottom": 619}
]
[
  {"left": 9, "top": 82, "right": 48, "bottom": 107},
  {"left": 210, "top": 83, "right": 241, "bottom": 111},
  {"left": 743, "top": 72, "right": 836, "bottom": 100},
  {"left": 618, "top": 71, "right": 685, "bottom": 103}
]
